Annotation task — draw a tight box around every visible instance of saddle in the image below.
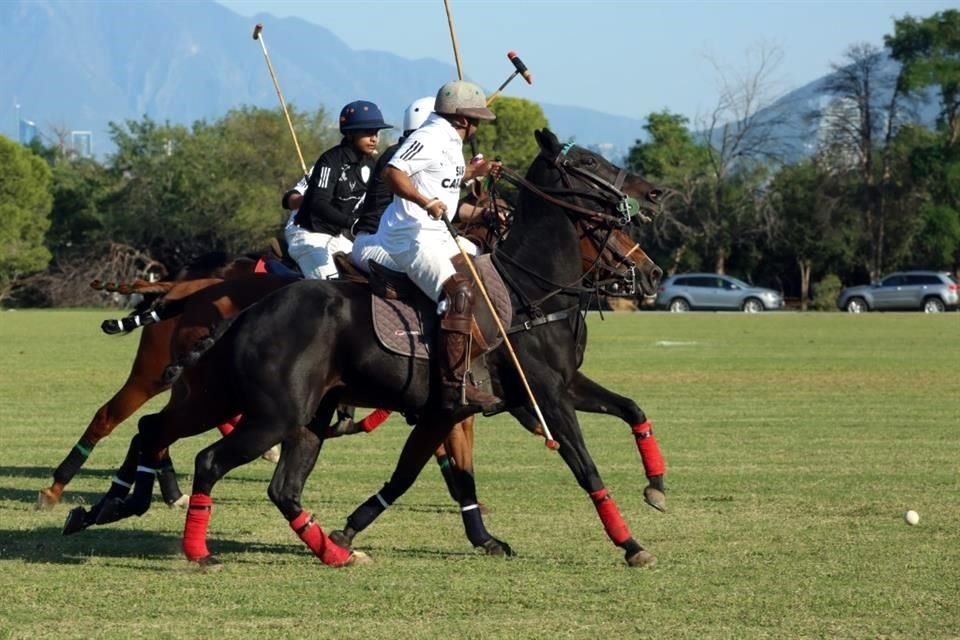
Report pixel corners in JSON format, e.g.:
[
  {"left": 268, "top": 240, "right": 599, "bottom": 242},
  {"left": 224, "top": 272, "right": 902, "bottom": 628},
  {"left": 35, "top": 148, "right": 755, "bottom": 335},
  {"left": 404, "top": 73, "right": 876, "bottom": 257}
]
[{"left": 331, "top": 252, "right": 512, "bottom": 360}]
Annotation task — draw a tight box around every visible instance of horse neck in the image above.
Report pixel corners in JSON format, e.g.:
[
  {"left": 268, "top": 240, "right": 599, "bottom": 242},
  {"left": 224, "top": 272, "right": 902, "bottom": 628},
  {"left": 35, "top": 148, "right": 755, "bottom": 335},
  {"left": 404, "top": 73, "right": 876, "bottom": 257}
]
[{"left": 497, "top": 190, "right": 584, "bottom": 307}]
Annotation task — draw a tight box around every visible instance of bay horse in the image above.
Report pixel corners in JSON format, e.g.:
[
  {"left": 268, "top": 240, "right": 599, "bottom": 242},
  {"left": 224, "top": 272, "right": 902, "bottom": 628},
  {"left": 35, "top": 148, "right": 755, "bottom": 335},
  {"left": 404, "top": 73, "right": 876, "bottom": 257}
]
[
  {"left": 76, "top": 129, "right": 666, "bottom": 567},
  {"left": 37, "top": 253, "right": 268, "bottom": 510}
]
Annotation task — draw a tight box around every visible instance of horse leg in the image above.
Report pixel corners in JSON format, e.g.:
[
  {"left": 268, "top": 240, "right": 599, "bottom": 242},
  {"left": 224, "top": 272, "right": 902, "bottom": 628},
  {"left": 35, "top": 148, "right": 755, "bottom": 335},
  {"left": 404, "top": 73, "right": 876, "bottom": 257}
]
[
  {"left": 182, "top": 414, "right": 289, "bottom": 569},
  {"left": 569, "top": 371, "right": 666, "bottom": 512},
  {"left": 91, "top": 413, "right": 172, "bottom": 526},
  {"left": 62, "top": 432, "right": 141, "bottom": 535},
  {"left": 323, "top": 405, "right": 393, "bottom": 438},
  {"left": 40, "top": 322, "right": 172, "bottom": 510},
  {"left": 542, "top": 391, "right": 656, "bottom": 568},
  {"left": 330, "top": 413, "right": 458, "bottom": 549},
  {"left": 441, "top": 416, "right": 511, "bottom": 556},
  {"left": 267, "top": 425, "right": 370, "bottom": 567}
]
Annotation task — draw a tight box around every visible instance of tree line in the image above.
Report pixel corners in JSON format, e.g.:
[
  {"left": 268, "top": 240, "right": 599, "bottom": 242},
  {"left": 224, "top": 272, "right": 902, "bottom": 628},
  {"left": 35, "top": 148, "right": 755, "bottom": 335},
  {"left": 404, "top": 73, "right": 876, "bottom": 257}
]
[{"left": 0, "top": 11, "right": 956, "bottom": 309}]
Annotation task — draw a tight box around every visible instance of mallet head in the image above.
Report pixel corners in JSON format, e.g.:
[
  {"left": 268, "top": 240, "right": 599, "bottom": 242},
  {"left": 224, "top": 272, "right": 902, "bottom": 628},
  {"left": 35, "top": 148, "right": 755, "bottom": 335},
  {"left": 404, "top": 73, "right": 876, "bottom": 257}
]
[
  {"left": 252, "top": 24, "right": 263, "bottom": 40},
  {"left": 507, "top": 51, "right": 532, "bottom": 84}
]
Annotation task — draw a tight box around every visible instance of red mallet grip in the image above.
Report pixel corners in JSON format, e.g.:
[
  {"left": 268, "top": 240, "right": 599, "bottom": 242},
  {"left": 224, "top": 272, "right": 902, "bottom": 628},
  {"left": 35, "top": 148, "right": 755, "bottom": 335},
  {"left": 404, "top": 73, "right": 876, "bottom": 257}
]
[
  {"left": 507, "top": 51, "right": 532, "bottom": 84},
  {"left": 252, "top": 24, "right": 263, "bottom": 40}
]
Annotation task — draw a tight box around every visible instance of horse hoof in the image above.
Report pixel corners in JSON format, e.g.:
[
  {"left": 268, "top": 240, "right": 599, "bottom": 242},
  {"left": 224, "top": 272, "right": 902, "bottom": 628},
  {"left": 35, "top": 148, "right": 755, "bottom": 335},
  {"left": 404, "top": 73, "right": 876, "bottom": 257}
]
[
  {"left": 62, "top": 507, "right": 89, "bottom": 536},
  {"left": 479, "top": 537, "right": 513, "bottom": 557},
  {"left": 169, "top": 494, "right": 189, "bottom": 509},
  {"left": 626, "top": 549, "right": 657, "bottom": 568},
  {"left": 260, "top": 445, "right": 281, "bottom": 464},
  {"left": 345, "top": 551, "right": 373, "bottom": 567},
  {"left": 196, "top": 555, "right": 224, "bottom": 573},
  {"left": 37, "top": 489, "right": 60, "bottom": 511},
  {"left": 329, "top": 530, "right": 354, "bottom": 550},
  {"left": 643, "top": 486, "right": 666, "bottom": 513}
]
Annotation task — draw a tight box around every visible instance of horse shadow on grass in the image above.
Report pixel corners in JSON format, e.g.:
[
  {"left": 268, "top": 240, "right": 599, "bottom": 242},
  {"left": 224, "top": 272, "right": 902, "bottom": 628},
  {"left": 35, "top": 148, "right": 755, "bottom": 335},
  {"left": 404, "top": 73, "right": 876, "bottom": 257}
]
[{"left": 0, "top": 526, "right": 307, "bottom": 567}]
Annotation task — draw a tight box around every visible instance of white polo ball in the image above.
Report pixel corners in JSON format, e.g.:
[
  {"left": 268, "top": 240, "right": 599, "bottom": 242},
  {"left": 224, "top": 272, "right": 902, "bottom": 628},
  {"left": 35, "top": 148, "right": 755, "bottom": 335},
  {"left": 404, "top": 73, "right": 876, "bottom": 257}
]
[{"left": 904, "top": 510, "right": 920, "bottom": 526}]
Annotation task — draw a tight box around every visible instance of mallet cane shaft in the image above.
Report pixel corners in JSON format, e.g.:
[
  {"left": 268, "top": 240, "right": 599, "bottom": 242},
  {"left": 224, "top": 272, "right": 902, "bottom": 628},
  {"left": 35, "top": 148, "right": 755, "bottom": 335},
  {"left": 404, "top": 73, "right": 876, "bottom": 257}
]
[
  {"left": 252, "top": 23, "right": 308, "bottom": 178},
  {"left": 440, "top": 214, "right": 559, "bottom": 450},
  {"left": 442, "top": 0, "right": 465, "bottom": 81}
]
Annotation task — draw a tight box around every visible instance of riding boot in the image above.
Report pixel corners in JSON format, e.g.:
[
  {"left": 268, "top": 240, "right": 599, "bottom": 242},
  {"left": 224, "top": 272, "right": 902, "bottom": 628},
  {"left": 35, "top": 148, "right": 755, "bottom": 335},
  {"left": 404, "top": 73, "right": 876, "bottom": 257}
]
[{"left": 438, "top": 275, "right": 500, "bottom": 411}]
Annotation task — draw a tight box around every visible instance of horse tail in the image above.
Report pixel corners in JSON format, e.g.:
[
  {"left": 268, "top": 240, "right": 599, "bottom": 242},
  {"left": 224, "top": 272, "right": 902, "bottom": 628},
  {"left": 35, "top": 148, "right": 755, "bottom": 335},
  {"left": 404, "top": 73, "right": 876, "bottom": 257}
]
[
  {"left": 90, "top": 279, "right": 176, "bottom": 296},
  {"left": 100, "top": 296, "right": 189, "bottom": 336},
  {"left": 161, "top": 315, "right": 238, "bottom": 385}
]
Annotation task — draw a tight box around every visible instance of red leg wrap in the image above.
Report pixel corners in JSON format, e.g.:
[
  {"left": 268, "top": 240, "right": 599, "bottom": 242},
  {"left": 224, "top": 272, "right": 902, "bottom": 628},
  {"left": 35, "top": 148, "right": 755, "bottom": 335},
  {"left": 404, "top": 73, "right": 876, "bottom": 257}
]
[
  {"left": 217, "top": 415, "right": 242, "bottom": 437},
  {"left": 358, "top": 409, "right": 392, "bottom": 433},
  {"left": 589, "top": 489, "right": 632, "bottom": 545},
  {"left": 289, "top": 511, "right": 351, "bottom": 567},
  {"left": 254, "top": 258, "right": 268, "bottom": 273},
  {"left": 182, "top": 493, "right": 213, "bottom": 561},
  {"left": 632, "top": 421, "right": 666, "bottom": 478}
]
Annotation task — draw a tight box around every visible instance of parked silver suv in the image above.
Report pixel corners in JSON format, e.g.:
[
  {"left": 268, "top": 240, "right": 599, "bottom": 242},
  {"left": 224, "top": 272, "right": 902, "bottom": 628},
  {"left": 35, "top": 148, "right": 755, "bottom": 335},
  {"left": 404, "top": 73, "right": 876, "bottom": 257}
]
[
  {"left": 655, "top": 273, "right": 784, "bottom": 312},
  {"left": 837, "top": 271, "right": 959, "bottom": 313}
]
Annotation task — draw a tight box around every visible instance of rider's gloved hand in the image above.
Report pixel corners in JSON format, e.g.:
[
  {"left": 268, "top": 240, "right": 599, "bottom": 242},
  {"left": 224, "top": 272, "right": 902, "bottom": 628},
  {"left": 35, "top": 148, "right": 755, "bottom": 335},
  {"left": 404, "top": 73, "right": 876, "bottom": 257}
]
[{"left": 424, "top": 198, "right": 448, "bottom": 220}]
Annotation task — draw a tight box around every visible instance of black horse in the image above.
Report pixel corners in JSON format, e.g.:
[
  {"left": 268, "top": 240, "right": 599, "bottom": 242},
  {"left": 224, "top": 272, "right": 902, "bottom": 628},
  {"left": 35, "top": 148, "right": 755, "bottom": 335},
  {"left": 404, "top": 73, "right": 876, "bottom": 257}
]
[{"left": 90, "top": 129, "right": 665, "bottom": 568}]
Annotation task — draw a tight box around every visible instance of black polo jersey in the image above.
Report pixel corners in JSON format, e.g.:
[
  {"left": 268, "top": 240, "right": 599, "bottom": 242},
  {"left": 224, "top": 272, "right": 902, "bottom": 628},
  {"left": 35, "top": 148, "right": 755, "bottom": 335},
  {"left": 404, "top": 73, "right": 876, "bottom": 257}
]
[
  {"left": 353, "top": 139, "right": 403, "bottom": 235},
  {"left": 294, "top": 141, "right": 375, "bottom": 236}
]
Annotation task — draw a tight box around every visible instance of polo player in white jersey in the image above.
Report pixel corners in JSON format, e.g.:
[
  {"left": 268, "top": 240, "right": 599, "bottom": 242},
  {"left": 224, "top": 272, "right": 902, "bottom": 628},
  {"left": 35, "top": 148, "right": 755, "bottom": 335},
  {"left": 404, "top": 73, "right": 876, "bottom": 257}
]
[{"left": 364, "top": 80, "right": 501, "bottom": 410}]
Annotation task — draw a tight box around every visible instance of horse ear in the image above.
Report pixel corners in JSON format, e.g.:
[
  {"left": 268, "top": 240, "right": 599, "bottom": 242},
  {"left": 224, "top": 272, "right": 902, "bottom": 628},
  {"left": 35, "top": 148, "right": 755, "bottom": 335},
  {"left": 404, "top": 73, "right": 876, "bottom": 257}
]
[{"left": 534, "top": 128, "right": 561, "bottom": 154}]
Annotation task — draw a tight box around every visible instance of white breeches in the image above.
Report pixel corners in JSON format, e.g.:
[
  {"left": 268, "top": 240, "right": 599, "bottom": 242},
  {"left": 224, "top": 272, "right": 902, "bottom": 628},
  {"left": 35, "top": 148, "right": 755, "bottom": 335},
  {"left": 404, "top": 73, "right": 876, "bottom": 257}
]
[{"left": 285, "top": 222, "right": 353, "bottom": 280}]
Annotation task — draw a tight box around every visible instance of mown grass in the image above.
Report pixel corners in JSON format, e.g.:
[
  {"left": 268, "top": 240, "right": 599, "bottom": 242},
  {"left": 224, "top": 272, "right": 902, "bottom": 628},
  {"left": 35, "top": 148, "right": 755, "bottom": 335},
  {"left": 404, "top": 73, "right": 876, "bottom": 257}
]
[{"left": 0, "top": 310, "right": 958, "bottom": 639}]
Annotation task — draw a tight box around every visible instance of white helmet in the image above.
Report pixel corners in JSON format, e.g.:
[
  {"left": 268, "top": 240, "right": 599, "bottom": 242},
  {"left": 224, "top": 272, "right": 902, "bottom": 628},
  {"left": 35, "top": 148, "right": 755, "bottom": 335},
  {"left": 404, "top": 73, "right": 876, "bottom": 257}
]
[{"left": 402, "top": 96, "right": 435, "bottom": 134}]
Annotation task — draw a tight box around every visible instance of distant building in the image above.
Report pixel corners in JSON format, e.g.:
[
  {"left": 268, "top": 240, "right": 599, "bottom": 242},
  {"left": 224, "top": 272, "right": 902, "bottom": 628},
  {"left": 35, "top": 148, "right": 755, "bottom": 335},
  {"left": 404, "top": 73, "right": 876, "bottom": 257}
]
[
  {"left": 71, "top": 130, "right": 93, "bottom": 158},
  {"left": 18, "top": 119, "right": 37, "bottom": 145}
]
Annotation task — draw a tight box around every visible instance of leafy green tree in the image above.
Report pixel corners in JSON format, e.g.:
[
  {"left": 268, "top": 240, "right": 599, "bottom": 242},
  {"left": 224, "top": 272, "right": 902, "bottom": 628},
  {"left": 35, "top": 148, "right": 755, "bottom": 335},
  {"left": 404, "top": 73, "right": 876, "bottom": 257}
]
[
  {"left": 473, "top": 97, "right": 549, "bottom": 169},
  {"left": 626, "top": 111, "right": 712, "bottom": 273},
  {"left": 887, "top": 10, "right": 960, "bottom": 272},
  {"left": 0, "top": 136, "right": 53, "bottom": 299},
  {"left": 769, "top": 160, "right": 856, "bottom": 308}
]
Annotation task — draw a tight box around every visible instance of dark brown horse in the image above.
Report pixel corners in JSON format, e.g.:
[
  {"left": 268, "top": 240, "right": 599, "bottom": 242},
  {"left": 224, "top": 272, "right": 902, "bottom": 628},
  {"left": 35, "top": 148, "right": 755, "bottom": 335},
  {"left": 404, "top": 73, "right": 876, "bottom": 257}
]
[{"left": 75, "top": 130, "right": 666, "bottom": 568}]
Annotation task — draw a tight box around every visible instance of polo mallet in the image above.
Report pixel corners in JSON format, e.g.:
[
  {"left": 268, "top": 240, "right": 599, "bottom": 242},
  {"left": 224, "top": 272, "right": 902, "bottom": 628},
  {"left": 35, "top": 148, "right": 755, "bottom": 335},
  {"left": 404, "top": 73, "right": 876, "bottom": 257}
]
[
  {"left": 440, "top": 214, "right": 560, "bottom": 451},
  {"left": 486, "top": 51, "right": 533, "bottom": 105},
  {"left": 252, "top": 23, "right": 308, "bottom": 178},
  {"left": 443, "top": 0, "right": 465, "bottom": 81}
]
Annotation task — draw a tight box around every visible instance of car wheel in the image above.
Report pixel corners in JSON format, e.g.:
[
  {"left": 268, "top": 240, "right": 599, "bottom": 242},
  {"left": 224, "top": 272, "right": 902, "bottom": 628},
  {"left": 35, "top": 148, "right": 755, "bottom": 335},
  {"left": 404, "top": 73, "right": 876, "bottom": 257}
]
[
  {"left": 923, "top": 297, "right": 945, "bottom": 313},
  {"left": 845, "top": 297, "right": 868, "bottom": 313},
  {"left": 742, "top": 298, "right": 764, "bottom": 313},
  {"left": 669, "top": 298, "right": 690, "bottom": 312}
]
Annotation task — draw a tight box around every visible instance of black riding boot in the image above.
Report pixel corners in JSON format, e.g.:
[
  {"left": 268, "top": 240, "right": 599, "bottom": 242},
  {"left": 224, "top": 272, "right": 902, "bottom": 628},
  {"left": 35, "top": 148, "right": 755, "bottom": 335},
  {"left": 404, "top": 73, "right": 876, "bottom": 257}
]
[{"left": 439, "top": 275, "right": 500, "bottom": 411}]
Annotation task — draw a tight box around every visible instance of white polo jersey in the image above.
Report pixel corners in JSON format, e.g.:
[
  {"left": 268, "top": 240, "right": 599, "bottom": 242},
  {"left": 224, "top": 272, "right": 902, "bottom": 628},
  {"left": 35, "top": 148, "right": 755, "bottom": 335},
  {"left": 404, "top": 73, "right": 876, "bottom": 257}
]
[{"left": 376, "top": 113, "right": 464, "bottom": 255}]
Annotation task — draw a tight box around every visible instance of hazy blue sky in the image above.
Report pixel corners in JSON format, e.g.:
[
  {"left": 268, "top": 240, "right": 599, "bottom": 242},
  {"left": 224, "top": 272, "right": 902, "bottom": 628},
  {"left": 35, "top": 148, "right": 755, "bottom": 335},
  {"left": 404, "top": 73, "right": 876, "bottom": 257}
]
[{"left": 216, "top": 0, "right": 953, "bottom": 122}]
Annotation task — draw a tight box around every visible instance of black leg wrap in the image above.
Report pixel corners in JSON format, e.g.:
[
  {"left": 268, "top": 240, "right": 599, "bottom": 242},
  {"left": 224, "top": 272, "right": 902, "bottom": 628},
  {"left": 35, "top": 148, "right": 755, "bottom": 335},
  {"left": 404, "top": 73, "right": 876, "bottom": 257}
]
[
  {"left": 345, "top": 491, "right": 391, "bottom": 534},
  {"left": 460, "top": 506, "right": 491, "bottom": 547},
  {"left": 435, "top": 454, "right": 462, "bottom": 504},
  {"left": 52, "top": 437, "right": 96, "bottom": 486},
  {"left": 157, "top": 462, "right": 183, "bottom": 505}
]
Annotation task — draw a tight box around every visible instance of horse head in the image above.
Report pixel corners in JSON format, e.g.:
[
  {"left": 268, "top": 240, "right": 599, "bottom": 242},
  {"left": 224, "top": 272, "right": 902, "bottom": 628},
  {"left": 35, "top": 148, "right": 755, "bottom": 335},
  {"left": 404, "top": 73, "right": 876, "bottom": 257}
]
[{"left": 520, "top": 129, "right": 663, "bottom": 297}]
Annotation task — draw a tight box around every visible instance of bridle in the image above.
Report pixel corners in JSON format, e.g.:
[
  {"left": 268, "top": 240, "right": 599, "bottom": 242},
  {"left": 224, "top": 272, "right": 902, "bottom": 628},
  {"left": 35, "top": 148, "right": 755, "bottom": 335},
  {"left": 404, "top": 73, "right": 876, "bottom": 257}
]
[{"left": 493, "top": 143, "right": 652, "bottom": 303}]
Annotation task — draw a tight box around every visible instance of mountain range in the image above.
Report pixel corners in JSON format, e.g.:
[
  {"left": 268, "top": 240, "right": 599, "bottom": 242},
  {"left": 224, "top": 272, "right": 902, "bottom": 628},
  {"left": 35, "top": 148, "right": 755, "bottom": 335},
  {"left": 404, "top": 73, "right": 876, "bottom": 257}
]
[{"left": 0, "top": 0, "right": 940, "bottom": 162}]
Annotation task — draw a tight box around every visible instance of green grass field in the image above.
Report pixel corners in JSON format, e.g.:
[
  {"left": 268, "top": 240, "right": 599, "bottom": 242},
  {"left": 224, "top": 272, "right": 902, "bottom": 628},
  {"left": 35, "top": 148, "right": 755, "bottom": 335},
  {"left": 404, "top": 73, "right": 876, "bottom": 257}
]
[{"left": 1, "top": 310, "right": 958, "bottom": 639}]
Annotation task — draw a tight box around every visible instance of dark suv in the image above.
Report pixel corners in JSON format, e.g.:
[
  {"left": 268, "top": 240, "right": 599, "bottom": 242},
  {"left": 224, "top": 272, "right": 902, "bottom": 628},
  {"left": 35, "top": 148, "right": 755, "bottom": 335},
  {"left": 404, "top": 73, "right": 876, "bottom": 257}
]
[{"left": 836, "top": 271, "right": 959, "bottom": 313}]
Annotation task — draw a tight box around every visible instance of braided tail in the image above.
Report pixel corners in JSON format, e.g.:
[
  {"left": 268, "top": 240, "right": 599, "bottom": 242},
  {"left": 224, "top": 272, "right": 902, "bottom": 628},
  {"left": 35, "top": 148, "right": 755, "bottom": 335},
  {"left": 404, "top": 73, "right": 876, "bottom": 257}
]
[{"left": 100, "top": 297, "right": 189, "bottom": 336}]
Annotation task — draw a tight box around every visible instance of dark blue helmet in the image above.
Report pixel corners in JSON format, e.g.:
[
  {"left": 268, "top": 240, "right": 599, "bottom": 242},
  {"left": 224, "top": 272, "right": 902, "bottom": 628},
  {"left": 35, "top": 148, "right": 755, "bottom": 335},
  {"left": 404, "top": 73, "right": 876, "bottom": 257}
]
[{"left": 339, "top": 100, "right": 393, "bottom": 134}]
